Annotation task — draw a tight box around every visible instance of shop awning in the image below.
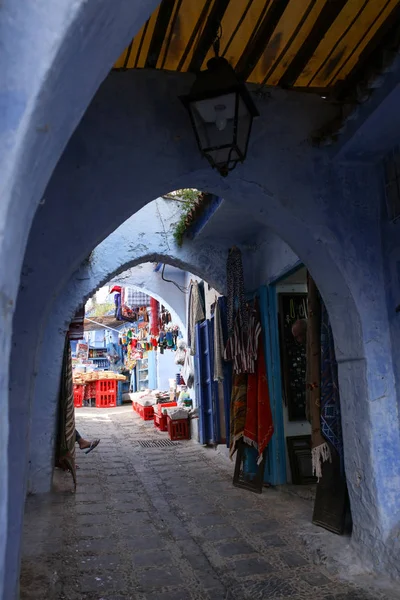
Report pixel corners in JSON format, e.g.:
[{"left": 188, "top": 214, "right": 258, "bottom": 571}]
[{"left": 114, "top": 0, "right": 400, "bottom": 97}]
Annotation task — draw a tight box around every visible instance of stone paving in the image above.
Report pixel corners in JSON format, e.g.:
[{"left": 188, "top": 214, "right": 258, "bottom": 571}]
[{"left": 21, "top": 407, "right": 395, "bottom": 600}]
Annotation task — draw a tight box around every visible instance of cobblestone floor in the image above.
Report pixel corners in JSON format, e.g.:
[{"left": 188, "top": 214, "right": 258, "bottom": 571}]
[{"left": 21, "top": 407, "right": 395, "bottom": 600}]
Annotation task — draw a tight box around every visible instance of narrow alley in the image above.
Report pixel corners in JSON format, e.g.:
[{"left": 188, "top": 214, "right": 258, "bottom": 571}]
[{"left": 21, "top": 407, "right": 392, "bottom": 600}]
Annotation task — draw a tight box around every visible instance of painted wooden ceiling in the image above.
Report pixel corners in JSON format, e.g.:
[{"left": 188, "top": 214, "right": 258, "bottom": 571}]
[{"left": 114, "top": 0, "right": 400, "bottom": 96}]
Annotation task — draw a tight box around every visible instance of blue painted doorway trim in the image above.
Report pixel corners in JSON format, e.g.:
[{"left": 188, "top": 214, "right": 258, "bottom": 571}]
[{"left": 259, "top": 285, "right": 287, "bottom": 485}]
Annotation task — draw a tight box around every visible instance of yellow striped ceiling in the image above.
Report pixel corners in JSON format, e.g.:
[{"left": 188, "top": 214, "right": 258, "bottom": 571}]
[{"left": 114, "top": 0, "right": 400, "bottom": 95}]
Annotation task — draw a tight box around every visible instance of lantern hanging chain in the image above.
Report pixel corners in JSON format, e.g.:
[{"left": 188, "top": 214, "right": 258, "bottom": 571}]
[{"left": 212, "top": 23, "right": 223, "bottom": 57}]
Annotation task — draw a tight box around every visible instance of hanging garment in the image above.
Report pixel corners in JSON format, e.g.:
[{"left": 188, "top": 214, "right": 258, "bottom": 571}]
[
  {"left": 320, "top": 301, "right": 344, "bottom": 471},
  {"left": 229, "top": 373, "right": 248, "bottom": 459},
  {"left": 55, "top": 335, "right": 76, "bottom": 488},
  {"left": 150, "top": 297, "right": 160, "bottom": 336},
  {"left": 243, "top": 338, "right": 274, "bottom": 464},
  {"left": 187, "top": 285, "right": 193, "bottom": 350},
  {"left": 114, "top": 292, "right": 122, "bottom": 320},
  {"left": 307, "top": 274, "right": 331, "bottom": 479},
  {"left": 213, "top": 300, "right": 225, "bottom": 382},
  {"left": 188, "top": 281, "right": 205, "bottom": 355},
  {"left": 224, "top": 306, "right": 261, "bottom": 374},
  {"left": 226, "top": 247, "right": 247, "bottom": 337},
  {"left": 182, "top": 349, "right": 194, "bottom": 388}
]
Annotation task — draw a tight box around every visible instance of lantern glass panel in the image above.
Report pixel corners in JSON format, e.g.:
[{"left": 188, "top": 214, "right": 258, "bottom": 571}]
[
  {"left": 190, "top": 92, "right": 237, "bottom": 151},
  {"left": 235, "top": 95, "right": 253, "bottom": 159}
]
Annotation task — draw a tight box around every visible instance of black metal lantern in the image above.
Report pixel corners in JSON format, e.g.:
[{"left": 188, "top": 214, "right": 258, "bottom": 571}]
[{"left": 180, "top": 56, "right": 259, "bottom": 177}]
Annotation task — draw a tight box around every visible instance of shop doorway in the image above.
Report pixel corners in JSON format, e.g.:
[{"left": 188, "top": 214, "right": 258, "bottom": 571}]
[{"left": 265, "top": 265, "right": 352, "bottom": 536}]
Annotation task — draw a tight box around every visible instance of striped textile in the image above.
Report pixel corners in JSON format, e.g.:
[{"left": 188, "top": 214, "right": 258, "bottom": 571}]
[
  {"left": 55, "top": 336, "right": 76, "bottom": 488},
  {"left": 68, "top": 306, "right": 85, "bottom": 340},
  {"left": 224, "top": 307, "right": 261, "bottom": 374}
]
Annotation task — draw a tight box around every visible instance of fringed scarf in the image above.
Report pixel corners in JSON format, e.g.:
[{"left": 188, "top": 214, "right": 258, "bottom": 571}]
[
  {"left": 307, "top": 275, "right": 331, "bottom": 479},
  {"left": 55, "top": 335, "right": 77, "bottom": 489}
]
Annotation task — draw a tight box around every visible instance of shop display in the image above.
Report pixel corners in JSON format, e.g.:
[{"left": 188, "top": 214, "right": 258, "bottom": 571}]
[
  {"left": 278, "top": 293, "right": 307, "bottom": 421},
  {"left": 72, "top": 287, "right": 186, "bottom": 413},
  {"left": 76, "top": 341, "right": 89, "bottom": 362}
]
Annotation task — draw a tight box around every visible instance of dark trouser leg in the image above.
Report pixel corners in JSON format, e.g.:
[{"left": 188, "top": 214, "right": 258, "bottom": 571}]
[{"left": 75, "top": 429, "right": 81, "bottom": 443}]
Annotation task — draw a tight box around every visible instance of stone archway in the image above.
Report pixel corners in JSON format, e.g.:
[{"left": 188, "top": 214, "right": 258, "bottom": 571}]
[
  {"left": 6, "top": 70, "right": 400, "bottom": 593},
  {"left": 26, "top": 198, "right": 227, "bottom": 497},
  {"left": 2, "top": 3, "right": 400, "bottom": 596}
]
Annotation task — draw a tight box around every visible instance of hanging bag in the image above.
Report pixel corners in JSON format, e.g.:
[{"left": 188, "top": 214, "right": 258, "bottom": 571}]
[
  {"left": 175, "top": 340, "right": 187, "bottom": 365},
  {"left": 181, "top": 350, "right": 194, "bottom": 388}
]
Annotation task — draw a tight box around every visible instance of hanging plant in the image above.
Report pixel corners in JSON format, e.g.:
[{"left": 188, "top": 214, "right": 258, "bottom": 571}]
[{"left": 170, "top": 189, "right": 201, "bottom": 247}]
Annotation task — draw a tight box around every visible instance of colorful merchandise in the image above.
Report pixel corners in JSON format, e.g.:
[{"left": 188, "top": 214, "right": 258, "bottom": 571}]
[
  {"left": 150, "top": 297, "right": 160, "bottom": 336},
  {"left": 224, "top": 304, "right": 261, "bottom": 374}
]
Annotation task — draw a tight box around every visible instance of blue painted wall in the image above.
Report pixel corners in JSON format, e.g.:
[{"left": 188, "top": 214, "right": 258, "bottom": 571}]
[
  {"left": 2, "top": 21, "right": 400, "bottom": 596},
  {"left": 8, "top": 71, "right": 399, "bottom": 585}
]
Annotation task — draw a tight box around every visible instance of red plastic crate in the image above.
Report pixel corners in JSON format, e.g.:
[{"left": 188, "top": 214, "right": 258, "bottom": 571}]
[
  {"left": 156, "top": 402, "right": 177, "bottom": 416},
  {"left": 167, "top": 417, "right": 190, "bottom": 441},
  {"left": 137, "top": 404, "right": 154, "bottom": 421},
  {"left": 153, "top": 412, "right": 168, "bottom": 432},
  {"left": 73, "top": 384, "right": 84, "bottom": 408},
  {"left": 95, "top": 379, "right": 117, "bottom": 408}
]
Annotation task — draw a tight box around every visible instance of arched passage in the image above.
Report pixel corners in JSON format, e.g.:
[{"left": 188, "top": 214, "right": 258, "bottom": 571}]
[
  {"left": 27, "top": 220, "right": 226, "bottom": 496},
  {"left": 2, "top": 2, "right": 400, "bottom": 595},
  {"left": 8, "top": 87, "right": 400, "bottom": 592}
]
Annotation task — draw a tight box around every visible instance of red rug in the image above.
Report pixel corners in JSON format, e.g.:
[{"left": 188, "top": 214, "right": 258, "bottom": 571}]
[{"left": 243, "top": 338, "right": 274, "bottom": 463}]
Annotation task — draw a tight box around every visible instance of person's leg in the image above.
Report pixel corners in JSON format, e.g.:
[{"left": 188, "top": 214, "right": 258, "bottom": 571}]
[
  {"left": 75, "top": 429, "right": 100, "bottom": 452},
  {"left": 76, "top": 429, "right": 90, "bottom": 449}
]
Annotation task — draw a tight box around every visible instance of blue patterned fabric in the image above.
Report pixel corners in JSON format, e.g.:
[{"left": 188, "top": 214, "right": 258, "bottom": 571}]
[{"left": 320, "top": 302, "right": 344, "bottom": 469}]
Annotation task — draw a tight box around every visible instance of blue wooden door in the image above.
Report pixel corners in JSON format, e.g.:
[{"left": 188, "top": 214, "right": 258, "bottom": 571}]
[
  {"left": 195, "top": 321, "right": 217, "bottom": 445},
  {"left": 209, "top": 316, "right": 221, "bottom": 444}
]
